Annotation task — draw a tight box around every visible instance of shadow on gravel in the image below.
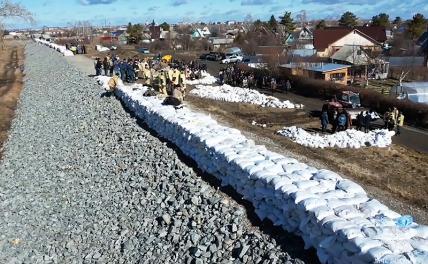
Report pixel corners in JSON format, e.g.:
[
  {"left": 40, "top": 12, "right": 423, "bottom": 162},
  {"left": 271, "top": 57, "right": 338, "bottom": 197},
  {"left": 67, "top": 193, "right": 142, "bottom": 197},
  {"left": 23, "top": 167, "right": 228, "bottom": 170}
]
[{"left": 117, "top": 98, "right": 320, "bottom": 264}]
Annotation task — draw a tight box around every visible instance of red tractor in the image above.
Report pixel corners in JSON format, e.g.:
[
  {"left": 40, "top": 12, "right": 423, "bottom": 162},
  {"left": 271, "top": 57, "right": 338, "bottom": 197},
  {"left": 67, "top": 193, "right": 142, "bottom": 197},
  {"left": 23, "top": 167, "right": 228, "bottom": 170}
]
[{"left": 323, "top": 91, "right": 364, "bottom": 123}]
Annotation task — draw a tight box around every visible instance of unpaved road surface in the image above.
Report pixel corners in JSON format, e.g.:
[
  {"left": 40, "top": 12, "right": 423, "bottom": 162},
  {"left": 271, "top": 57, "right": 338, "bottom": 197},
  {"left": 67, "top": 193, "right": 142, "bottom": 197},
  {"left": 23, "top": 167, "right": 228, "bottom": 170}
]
[
  {"left": 0, "top": 43, "right": 316, "bottom": 263},
  {"left": 0, "top": 40, "right": 24, "bottom": 157}
]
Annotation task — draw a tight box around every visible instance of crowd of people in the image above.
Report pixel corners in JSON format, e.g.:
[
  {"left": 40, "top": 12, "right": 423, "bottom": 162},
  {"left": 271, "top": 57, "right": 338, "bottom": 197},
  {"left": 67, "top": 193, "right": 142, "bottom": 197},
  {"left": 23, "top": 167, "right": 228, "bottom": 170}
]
[
  {"left": 218, "top": 65, "right": 292, "bottom": 93},
  {"left": 383, "top": 107, "right": 405, "bottom": 135},
  {"left": 320, "top": 105, "right": 404, "bottom": 135},
  {"left": 65, "top": 43, "right": 86, "bottom": 55},
  {"left": 98, "top": 55, "right": 207, "bottom": 105}
]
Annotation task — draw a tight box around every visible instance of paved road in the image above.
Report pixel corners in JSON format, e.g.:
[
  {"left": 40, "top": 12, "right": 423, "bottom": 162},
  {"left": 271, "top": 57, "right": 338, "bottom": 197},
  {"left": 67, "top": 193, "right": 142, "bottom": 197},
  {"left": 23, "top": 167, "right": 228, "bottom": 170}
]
[{"left": 201, "top": 60, "right": 428, "bottom": 154}]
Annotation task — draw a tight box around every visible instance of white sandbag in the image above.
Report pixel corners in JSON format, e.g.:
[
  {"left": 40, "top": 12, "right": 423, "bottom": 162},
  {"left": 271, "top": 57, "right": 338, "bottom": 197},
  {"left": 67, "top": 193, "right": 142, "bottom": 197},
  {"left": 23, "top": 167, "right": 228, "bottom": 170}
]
[
  {"left": 353, "top": 237, "right": 384, "bottom": 253},
  {"left": 312, "top": 169, "right": 343, "bottom": 181},
  {"left": 335, "top": 205, "right": 365, "bottom": 219},
  {"left": 383, "top": 240, "right": 414, "bottom": 254},
  {"left": 282, "top": 163, "right": 308, "bottom": 173},
  {"left": 365, "top": 246, "right": 394, "bottom": 262},
  {"left": 300, "top": 197, "right": 327, "bottom": 211},
  {"left": 362, "top": 226, "right": 418, "bottom": 241},
  {"left": 405, "top": 250, "right": 428, "bottom": 264},
  {"left": 294, "top": 180, "right": 319, "bottom": 190},
  {"left": 410, "top": 237, "right": 428, "bottom": 252},
  {"left": 336, "top": 179, "right": 366, "bottom": 195},
  {"left": 272, "top": 176, "right": 293, "bottom": 190},
  {"left": 360, "top": 199, "right": 388, "bottom": 217},
  {"left": 337, "top": 227, "right": 364, "bottom": 240},
  {"left": 376, "top": 254, "right": 413, "bottom": 264},
  {"left": 312, "top": 205, "right": 334, "bottom": 221},
  {"left": 414, "top": 225, "right": 428, "bottom": 239},
  {"left": 292, "top": 190, "right": 318, "bottom": 203}
]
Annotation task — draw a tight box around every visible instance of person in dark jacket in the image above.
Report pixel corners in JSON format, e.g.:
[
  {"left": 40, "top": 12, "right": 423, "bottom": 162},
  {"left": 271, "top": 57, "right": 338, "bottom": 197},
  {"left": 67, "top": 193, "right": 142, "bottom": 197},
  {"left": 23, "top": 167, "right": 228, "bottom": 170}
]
[
  {"left": 364, "top": 110, "right": 372, "bottom": 133},
  {"left": 120, "top": 59, "right": 127, "bottom": 82},
  {"left": 103, "top": 57, "right": 109, "bottom": 76},
  {"left": 94, "top": 58, "right": 102, "bottom": 76},
  {"left": 126, "top": 59, "right": 135, "bottom": 83},
  {"left": 320, "top": 108, "right": 329, "bottom": 133},
  {"left": 356, "top": 111, "right": 364, "bottom": 131}
]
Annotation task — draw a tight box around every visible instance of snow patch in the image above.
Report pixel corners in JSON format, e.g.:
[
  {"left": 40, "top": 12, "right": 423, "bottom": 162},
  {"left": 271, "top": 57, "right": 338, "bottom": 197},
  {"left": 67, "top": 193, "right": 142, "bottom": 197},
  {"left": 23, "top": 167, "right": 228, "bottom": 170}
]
[
  {"left": 190, "top": 84, "right": 302, "bottom": 109},
  {"left": 277, "top": 126, "right": 395, "bottom": 148},
  {"left": 34, "top": 38, "right": 74, "bottom": 56},
  {"left": 186, "top": 71, "right": 218, "bottom": 85}
]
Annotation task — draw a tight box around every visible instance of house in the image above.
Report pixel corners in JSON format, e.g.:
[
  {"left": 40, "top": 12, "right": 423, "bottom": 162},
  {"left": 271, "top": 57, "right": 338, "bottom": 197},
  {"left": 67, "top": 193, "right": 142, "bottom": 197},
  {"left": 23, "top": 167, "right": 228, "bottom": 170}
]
[
  {"left": 387, "top": 56, "right": 426, "bottom": 67},
  {"left": 149, "top": 26, "right": 161, "bottom": 40},
  {"left": 280, "top": 62, "right": 351, "bottom": 85},
  {"left": 255, "top": 46, "right": 286, "bottom": 57},
  {"left": 209, "top": 37, "right": 234, "bottom": 51},
  {"left": 286, "top": 27, "right": 313, "bottom": 46},
  {"left": 331, "top": 45, "right": 390, "bottom": 79},
  {"left": 314, "top": 27, "right": 385, "bottom": 57},
  {"left": 192, "top": 27, "right": 211, "bottom": 39},
  {"left": 110, "top": 30, "right": 128, "bottom": 45},
  {"left": 330, "top": 45, "right": 371, "bottom": 66}
]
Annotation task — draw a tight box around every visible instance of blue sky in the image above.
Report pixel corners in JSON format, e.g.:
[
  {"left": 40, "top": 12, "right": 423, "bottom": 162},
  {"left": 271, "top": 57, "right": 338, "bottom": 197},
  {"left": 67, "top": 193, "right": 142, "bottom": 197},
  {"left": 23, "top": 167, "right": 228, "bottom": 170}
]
[{"left": 5, "top": 0, "right": 428, "bottom": 29}]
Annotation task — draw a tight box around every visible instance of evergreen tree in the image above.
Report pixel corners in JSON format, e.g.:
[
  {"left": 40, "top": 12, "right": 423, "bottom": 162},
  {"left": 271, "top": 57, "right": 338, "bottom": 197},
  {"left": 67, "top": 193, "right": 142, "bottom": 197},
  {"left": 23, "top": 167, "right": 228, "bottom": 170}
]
[
  {"left": 126, "top": 23, "right": 143, "bottom": 44},
  {"left": 407, "top": 13, "right": 427, "bottom": 39},
  {"left": 316, "top": 20, "right": 326, "bottom": 29},
  {"left": 338, "top": 11, "right": 358, "bottom": 27},
  {"left": 279, "top": 11, "right": 295, "bottom": 38},
  {"left": 372, "top": 13, "right": 390, "bottom": 27},
  {"left": 268, "top": 15, "right": 278, "bottom": 31},
  {"left": 160, "top": 22, "right": 170, "bottom": 31},
  {"left": 393, "top": 16, "right": 402, "bottom": 26}
]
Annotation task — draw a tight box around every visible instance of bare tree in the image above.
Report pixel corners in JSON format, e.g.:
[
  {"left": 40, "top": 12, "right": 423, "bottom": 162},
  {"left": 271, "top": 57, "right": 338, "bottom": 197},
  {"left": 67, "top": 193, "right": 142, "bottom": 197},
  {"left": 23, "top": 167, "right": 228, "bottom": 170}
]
[{"left": 0, "top": 0, "right": 34, "bottom": 49}]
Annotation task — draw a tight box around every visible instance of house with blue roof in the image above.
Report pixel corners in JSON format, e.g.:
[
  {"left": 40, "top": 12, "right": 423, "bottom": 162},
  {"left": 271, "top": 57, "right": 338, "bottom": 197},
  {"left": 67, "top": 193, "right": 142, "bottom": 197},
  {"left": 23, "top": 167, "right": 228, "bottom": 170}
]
[{"left": 279, "top": 62, "right": 351, "bottom": 85}]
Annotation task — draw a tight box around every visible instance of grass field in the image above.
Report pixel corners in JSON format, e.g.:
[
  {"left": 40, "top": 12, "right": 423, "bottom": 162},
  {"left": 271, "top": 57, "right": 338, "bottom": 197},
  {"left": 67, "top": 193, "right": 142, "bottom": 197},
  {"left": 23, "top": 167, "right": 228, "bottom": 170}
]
[{"left": 0, "top": 40, "right": 24, "bottom": 158}]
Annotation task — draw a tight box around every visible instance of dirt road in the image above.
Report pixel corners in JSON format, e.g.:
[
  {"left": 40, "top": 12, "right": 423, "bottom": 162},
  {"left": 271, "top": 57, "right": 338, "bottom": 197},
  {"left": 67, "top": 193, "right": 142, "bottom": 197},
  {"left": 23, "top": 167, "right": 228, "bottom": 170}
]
[{"left": 0, "top": 40, "right": 24, "bottom": 157}]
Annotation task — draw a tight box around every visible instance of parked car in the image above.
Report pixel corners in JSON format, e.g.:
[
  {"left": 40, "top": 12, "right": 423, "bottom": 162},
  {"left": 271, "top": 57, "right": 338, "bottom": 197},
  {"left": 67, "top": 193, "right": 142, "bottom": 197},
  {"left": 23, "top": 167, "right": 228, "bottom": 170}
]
[
  {"left": 199, "top": 53, "right": 210, "bottom": 60},
  {"left": 221, "top": 54, "right": 243, "bottom": 64},
  {"left": 138, "top": 47, "right": 150, "bottom": 54},
  {"left": 206, "top": 52, "right": 224, "bottom": 61}
]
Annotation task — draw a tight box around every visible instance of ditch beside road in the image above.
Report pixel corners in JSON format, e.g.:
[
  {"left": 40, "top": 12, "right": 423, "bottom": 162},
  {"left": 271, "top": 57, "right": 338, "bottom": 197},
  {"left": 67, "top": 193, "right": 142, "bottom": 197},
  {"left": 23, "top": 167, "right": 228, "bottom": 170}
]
[{"left": 0, "top": 40, "right": 24, "bottom": 158}]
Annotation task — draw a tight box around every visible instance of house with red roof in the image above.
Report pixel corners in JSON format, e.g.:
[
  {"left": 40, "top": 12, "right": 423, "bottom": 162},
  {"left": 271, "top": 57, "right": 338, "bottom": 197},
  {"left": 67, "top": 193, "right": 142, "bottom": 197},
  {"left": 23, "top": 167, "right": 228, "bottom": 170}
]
[{"left": 314, "top": 26, "right": 386, "bottom": 57}]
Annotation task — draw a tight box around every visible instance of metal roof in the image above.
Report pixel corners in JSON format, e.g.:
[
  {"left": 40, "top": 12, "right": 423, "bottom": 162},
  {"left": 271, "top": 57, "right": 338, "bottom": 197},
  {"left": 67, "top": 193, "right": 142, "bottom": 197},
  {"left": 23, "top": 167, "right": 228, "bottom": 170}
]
[
  {"left": 280, "top": 63, "right": 350, "bottom": 73},
  {"left": 330, "top": 45, "right": 370, "bottom": 65}
]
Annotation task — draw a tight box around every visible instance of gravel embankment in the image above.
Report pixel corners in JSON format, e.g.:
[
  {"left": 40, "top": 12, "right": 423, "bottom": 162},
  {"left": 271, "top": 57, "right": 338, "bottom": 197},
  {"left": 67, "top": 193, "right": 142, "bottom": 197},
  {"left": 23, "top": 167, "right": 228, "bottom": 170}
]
[{"left": 0, "top": 43, "right": 312, "bottom": 263}]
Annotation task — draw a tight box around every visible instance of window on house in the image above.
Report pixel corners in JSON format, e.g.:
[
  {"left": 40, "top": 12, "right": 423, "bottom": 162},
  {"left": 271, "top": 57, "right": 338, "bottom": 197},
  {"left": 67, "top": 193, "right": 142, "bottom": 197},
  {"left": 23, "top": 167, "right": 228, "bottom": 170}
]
[{"left": 330, "top": 73, "right": 346, "bottom": 81}]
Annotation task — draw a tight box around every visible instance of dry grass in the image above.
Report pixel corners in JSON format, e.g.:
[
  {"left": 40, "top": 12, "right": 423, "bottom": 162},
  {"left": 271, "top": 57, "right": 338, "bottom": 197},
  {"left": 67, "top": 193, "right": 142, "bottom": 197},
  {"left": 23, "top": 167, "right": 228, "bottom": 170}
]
[
  {"left": 187, "top": 95, "right": 428, "bottom": 223},
  {"left": 0, "top": 40, "right": 24, "bottom": 158}
]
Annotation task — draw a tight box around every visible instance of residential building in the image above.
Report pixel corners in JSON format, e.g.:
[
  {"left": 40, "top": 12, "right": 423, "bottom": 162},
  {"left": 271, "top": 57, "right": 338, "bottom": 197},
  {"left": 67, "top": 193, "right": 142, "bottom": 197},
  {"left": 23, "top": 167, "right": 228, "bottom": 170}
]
[
  {"left": 192, "top": 27, "right": 211, "bottom": 39},
  {"left": 280, "top": 62, "right": 351, "bottom": 85},
  {"left": 286, "top": 27, "right": 313, "bottom": 46},
  {"left": 209, "top": 37, "right": 234, "bottom": 51},
  {"left": 313, "top": 27, "right": 386, "bottom": 57}
]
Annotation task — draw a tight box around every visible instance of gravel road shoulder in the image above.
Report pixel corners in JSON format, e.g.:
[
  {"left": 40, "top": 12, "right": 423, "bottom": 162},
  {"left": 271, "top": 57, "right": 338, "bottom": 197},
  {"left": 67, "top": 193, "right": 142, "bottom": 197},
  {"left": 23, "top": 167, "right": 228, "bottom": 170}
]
[{"left": 0, "top": 43, "right": 315, "bottom": 263}]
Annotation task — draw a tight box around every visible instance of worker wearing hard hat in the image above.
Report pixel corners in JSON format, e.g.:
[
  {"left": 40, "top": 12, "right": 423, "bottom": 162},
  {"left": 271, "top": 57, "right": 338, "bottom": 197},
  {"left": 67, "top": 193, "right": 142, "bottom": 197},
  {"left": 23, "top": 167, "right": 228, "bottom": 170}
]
[
  {"left": 172, "top": 67, "right": 180, "bottom": 86},
  {"left": 158, "top": 70, "right": 168, "bottom": 96},
  {"left": 143, "top": 64, "right": 152, "bottom": 86},
  {"left": 179, "top": 68, "right": 187, "bottom": 97}
]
